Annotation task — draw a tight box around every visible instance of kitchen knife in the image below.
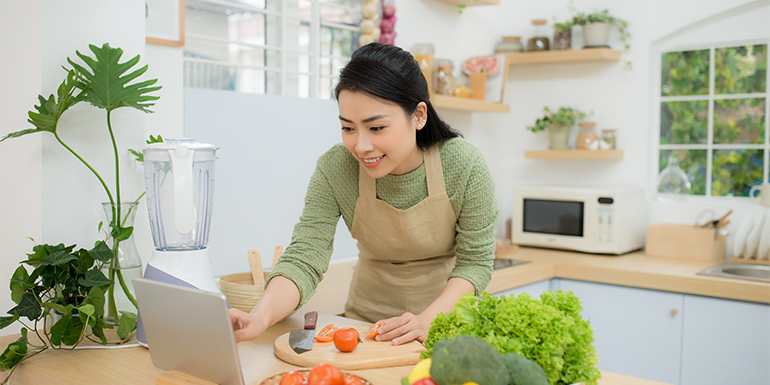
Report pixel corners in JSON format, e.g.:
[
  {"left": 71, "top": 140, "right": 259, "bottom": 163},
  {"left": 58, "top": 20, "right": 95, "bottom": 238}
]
[{"left": 289, "top": 311, "right": 318, "bottom": 355}]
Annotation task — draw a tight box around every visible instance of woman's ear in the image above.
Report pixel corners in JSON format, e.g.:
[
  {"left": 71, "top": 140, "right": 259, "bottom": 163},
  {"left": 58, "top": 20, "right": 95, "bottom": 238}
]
[{"left": 414, "top": 102, "right": 428, "bottom": 131}]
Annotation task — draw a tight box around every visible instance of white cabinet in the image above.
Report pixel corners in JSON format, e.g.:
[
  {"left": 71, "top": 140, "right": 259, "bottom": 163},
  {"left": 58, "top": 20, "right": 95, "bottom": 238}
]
[
  {"left": 555, "top": 279, "right": 684, "bottom": 385},
  {"left": 680, "top": 294, "right": 770, "bottom": 385},
  {"left": 493, "top": 279, "right": 553, "bottom": 298}
]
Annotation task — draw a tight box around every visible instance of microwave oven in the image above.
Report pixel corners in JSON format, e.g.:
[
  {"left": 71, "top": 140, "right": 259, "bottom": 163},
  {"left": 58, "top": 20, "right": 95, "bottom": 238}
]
[{"left": 512, "top": 186, "right": 646, "bottom": 255}]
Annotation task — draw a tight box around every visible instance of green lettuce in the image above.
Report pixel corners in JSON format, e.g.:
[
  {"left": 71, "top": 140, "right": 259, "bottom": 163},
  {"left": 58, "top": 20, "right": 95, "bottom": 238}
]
[{"left": 422, "top": 290, "right": 600, "bottom": 385}]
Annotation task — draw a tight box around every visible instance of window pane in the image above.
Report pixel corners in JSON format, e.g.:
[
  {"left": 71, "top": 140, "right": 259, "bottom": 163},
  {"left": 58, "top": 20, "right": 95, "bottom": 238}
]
[
  {"left": 715, "top": 44, "right": 767, "bottom": 94},
  {"left": 321, "top": 27, "right": 356, "bottom": 58},
  {"left": 661, "top": 49, "right": 710, "bottom": 96},
  {"left": 321, "top": 1, "right": 362, "bottom": 25},
  {"left": 714, "top": 98, "right": 766, "bottom": 144},
  {"left": 659, "top": 150, "right": 707, "bottom": 195},
  {"left": 712, "top": 149, "right": 764, "bottom": 197},
  {"left": 660, "top": 101, "right": 708, "bottom": 144}
]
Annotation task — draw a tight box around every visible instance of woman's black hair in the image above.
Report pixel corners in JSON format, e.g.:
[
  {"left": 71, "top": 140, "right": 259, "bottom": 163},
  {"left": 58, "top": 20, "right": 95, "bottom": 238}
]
[{"left": 334, "top": 43, "right": 462, "bottom": 149}]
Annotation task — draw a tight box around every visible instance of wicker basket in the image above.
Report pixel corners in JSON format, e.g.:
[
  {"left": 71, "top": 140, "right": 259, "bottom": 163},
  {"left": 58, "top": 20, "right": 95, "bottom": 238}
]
[
  {"left": 259, "top": 369, "right": 373, "bottom": 385},
  {"left": 217, "top": 271, "right": 268, "bottom": 312}
]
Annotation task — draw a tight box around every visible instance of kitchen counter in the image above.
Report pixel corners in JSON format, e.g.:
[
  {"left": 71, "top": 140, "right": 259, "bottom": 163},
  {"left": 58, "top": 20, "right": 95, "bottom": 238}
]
[{"left": 0, "top": 311, "right": 668, "bottom": 385}]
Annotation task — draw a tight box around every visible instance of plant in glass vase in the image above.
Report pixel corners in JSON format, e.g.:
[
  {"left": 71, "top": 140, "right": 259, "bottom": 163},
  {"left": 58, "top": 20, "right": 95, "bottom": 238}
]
[
  {"left": 527, "top": 106, "right": 586, "bottom": 149},
  {"left": 0, "top": 43, "right": 160, "bottom": 379}
]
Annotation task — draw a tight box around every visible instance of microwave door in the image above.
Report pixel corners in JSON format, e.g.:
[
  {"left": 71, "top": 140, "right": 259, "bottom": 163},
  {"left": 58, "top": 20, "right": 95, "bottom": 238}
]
[{"left": 521, "top": 198, "right": 594, "bottom": 252}]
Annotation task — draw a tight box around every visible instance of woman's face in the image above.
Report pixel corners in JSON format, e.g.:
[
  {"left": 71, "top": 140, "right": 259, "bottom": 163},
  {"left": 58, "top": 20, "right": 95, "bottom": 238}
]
[{"left": 338, "top": 90, "right": 427, "bottom": 178}]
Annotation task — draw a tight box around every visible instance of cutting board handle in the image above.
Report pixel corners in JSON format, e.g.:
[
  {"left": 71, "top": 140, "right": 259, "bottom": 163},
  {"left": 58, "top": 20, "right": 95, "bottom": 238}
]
[{"left": 304, "top": 311, "right": 318, "bottom": 330}]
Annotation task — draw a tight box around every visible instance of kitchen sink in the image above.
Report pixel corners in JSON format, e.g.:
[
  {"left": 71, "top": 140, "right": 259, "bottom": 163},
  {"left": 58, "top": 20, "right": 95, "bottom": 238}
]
[{"left": 697, "top": 262, "right": 770, "bottom": 283}]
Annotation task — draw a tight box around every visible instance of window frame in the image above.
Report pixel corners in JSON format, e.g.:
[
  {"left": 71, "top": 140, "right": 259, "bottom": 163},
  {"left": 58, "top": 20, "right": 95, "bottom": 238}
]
[
  {"left": 652, "top": 38, "right": 770, "bottom": 201},
  {"left": 183, "top": 0, "right": 360, "bottom": 98}
]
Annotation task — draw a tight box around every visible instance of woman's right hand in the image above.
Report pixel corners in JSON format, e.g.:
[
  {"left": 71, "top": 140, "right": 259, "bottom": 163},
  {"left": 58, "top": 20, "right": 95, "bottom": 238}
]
[{"left": 229, "top": 308, "right": 268, "bottom": 343}]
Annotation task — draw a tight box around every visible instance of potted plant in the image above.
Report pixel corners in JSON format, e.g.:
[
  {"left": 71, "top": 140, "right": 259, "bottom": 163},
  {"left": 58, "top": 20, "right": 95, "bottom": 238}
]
[
  {"left": 527, "top": 106, "right": 586, "bottom": 149},
  {"left": 0, "top": 43, "right": 160, "bottom": 381},
  {"left": 553, "top": 20, "right": 573, "bottom": 50},
  {"left": 570, "top": 8, "right": 630, "bottom": 50}
]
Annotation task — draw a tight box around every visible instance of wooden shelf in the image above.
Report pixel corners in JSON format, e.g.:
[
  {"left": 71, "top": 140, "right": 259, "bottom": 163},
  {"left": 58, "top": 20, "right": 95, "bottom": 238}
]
[
  {"left": 525, "top": 149, "right": 624, "bottom": 160},
  {"left": 508, "top": 48, "right": 621, "bottom": 66},
  {"left": 432, "top": 0, "right": 500, "bottom": 6},
  {"left": 431, "top": 94, "right": 509, "bottom": 113}
]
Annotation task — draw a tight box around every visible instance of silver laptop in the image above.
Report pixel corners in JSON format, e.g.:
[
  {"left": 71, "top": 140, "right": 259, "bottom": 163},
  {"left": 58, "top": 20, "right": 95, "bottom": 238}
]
[{"left": 133, "top": 278, "right": 245, "bottom": 385}]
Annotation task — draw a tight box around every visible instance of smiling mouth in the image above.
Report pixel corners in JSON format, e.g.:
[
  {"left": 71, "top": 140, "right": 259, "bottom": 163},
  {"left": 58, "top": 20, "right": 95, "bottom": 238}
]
[{"left": 361, "top": 155, "right": 385, "bottom": 168}]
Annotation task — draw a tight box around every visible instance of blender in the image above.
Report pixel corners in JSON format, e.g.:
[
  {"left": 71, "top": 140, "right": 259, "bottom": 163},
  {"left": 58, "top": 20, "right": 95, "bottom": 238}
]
[{"left": 136, "top": 138, "right": 217, "bottom": 346}]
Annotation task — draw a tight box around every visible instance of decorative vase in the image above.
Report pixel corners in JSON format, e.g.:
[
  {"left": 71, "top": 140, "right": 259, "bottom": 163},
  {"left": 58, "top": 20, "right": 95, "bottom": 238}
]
[
  {"left": 101, "top": 202, "right": 143, "bottom": 325},
  {"left": 582, "top": 22, "right": 611, "bottom": 48},
  {"left": 548, "top": 125, "right": 572, "bottom": 149}
]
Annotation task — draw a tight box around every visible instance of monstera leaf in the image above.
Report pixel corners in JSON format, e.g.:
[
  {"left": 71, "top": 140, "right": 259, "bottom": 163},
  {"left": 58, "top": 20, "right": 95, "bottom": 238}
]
[
  {"left": 0, "top": 70, "right": 85, "bottom": 142},
  {"left": 67, "top": 42, "right": 161, "bottom": 113}
]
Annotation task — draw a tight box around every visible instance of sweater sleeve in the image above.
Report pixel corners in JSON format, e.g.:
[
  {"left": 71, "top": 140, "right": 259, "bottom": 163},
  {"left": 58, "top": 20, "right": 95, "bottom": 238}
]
[
  {"left": 265, "top": 161, "right": 342, "bottom": 310},
  {"left": 447, "top": 152, "right": 499, "bottom": 295}
]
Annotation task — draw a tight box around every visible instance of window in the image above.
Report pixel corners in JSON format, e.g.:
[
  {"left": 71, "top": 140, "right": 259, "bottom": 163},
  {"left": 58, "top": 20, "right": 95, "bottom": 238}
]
[
  {"left": 657, "top": 42, "right": 768, "bottom": 197},
  {"left": 183, "top": 0, "right": 362, "bottom": 99}
]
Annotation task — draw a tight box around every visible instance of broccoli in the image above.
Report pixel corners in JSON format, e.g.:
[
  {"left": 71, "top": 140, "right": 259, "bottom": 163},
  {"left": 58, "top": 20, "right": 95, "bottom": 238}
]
[
  {"left": 430, "top": 335, "right": 508, "bottom": 385},
  {"left": 502, "top": 352, "right": 549, "bottom": 385}
]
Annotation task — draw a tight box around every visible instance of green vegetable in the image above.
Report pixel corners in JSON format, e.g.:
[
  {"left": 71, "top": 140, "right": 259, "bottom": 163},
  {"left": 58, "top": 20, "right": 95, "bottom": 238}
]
[
  {"left": 430, "top": 335, "right": 508, "bottom": 385},
  {"left": 422, "top": 290, "right": 600, "bottom": 385},
  {"left": 502, "top": 352, "right": 549, "bottom": 385}
]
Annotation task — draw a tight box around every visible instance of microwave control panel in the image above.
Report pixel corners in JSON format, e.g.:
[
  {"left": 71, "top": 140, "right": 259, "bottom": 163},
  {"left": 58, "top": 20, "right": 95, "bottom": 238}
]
[{"left": 596, "top": 198, "right": 614, "bottom": 244}]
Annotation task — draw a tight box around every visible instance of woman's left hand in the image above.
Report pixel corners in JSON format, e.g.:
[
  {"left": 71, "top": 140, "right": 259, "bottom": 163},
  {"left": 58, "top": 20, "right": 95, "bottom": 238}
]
[{"left": 372, "top": 312, "right": 430, "bottom": 346}]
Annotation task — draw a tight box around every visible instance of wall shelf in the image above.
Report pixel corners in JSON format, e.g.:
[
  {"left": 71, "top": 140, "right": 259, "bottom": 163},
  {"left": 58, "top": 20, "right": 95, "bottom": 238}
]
[
  {"left": 525, "top": 149, "right": 624, "bottom": 160},
  {"left": 432, "top": 0, "right": 500, "bottom": 6},
  {"left": 431, "top": 94, "right": 510, "bottom": 113},
  {"left": 508, "top": 48, "right": 621, "bottom": 66}
]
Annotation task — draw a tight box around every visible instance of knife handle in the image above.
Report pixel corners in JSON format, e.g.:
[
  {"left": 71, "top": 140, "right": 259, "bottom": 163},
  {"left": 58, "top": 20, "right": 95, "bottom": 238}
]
[{"left": 304, "top": 311, "right": 318, "bottom": 330}]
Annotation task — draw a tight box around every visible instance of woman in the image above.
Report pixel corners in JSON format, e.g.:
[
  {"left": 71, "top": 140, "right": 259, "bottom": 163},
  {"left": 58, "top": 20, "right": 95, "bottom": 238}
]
[{"left": 230, "top": 43, "right": 498, "bottom": 346}]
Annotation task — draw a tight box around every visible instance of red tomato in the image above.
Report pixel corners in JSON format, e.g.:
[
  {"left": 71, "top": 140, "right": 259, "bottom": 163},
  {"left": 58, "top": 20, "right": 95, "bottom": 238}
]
[
  {"left": 344, "top": 375, "right": 363, "bottom": 385},
  {"left": 279, "top": 371, "right": 305, "bottom": 385},
  {"left": 412, "top": 379, "right": 438, "bottom": 385},
  {"left": 333, "top": 328, "right": 361, "bottom": 353},
  {"left": 307, "top": 363, "right": 344, "bottom": 385}
]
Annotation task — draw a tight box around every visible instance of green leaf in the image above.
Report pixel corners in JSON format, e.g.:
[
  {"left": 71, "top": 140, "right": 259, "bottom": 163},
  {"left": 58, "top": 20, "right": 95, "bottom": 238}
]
[
  {"left": 111, "top": 225, "right": 134, "bottom": 243},
  {"left": 91, "top": 316, "right": 108, "bottom": 345},
  {"left": 10, "top": 266, "right": 32, "bottom": 304},
  {"left": 67, "top": 43, "right": 161, "bottom": 113},
  {"left": 86, "top": 286, "right": 106, "bottom": 317},
  {"left": 0, "top": 70, "right": 86, "bottom": 143},
  {"left": 117, "top": 311, "right": 137, "bottom": 340},
  {"left": 128, "top": 148, "right": 144, "bottom": 163},
  {"left": 77, "top": 304, "right": 95, "bottom": 318},
  {"left": 63, "top": 315, "right": 85, "bottom": 346},
  {"left": 43, "top": 302, "right": 74, "bottom": 317},
  {"left": 89, "top": 241, "right": 114, "bottom": 263},
  {"left": 50, "top": 313, "right": 71, "bottom": 346},
  {"left": 0, "top": 313, "right": 19, "bottom": 330},
  {"left": 44, "top": 250, "right": 78, "bottom": 266},
  {"left": 147, "top": 134, "right": 164, "bottom": 144},
  {"left": 8, "top": 293, "right": 41, "bottom": 321},
  {"left": 0, "top": 331, "right": 29, "bottom": 372},
  {"left": 78, "top": 269, "right": 113, "bottom": 288},
  {"left": 77, "top": 248, "right": 95, "bottom": 270}
]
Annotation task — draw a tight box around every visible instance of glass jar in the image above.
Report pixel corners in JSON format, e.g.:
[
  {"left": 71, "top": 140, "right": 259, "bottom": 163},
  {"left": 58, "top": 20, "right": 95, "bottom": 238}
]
[
  {"left": 495, "top": 36, "right": 524, "bottom": 55},
  {"left": 433, "top": 59, "right": 454, "bottom": 96},
  {"left": 527, "top": 19, "right": 550, "bottom": 52},
  {"left": 601, "top": 129, "right": 617, "bottom": 149},
  {"left": 576, "top": 122, "right": 598, "bottom": 150},
  {"left": 412, "top": 43, "right": 435, "bottom": 93},
  {"left": 658, "top": 154, "right": 692, "bottom": 194}
]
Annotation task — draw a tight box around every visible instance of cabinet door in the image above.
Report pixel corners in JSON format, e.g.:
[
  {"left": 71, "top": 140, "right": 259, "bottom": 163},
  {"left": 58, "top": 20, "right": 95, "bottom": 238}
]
[
  {"left": 556, "top": 279, "right": 684, "bottom": 385},
  {"left": 493, "top": 279, "right": 553, "bottom": 298},
  {"left": 680, "top": 295, "right": 770, "bottom": 385}
]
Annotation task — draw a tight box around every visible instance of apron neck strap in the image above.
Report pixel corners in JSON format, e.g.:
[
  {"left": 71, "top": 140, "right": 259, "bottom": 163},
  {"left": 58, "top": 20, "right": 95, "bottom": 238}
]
[{"left": 358, "top": 144, "right": 446, "bottom": 198}]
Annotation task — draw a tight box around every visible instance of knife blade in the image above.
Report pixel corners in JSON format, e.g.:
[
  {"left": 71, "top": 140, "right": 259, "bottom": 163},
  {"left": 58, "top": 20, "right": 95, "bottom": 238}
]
[{"left": 289, "top": 311, "right": 318, "bottom": 355}]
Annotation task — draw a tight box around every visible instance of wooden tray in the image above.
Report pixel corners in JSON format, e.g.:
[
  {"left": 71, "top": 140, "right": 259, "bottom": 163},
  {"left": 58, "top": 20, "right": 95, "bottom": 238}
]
[
  {"left": 273, "top": 326, "right": 424, "bottom": 370},
  {"left": 259, "top": 369, "right": 373, "bottom": 385}
]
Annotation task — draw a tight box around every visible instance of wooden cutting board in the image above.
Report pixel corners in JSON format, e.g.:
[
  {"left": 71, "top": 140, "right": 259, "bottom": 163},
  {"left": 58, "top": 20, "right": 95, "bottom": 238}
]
[{"left": 273, "top": 326, "right": 425, "bottom": 370}]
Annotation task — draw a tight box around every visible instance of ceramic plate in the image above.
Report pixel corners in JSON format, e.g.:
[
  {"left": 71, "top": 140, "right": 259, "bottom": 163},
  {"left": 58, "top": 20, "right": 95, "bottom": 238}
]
[
  {"left": 745, "top": 211, "right": 765, "bottom": 259},
  {"left": 759, "top": 208, "right": 770, "bottom": 260},
  {"left": 733, "top": 212, "right": 756, "bottom": 258}
]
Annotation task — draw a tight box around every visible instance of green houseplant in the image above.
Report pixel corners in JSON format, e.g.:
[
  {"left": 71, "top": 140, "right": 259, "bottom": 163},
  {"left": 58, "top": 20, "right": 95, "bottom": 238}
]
[
  {"left": 570, "top": 8, "right": 630, "bottom": 51},
  {"left": 0, "top": 43, "right": 160, "bottom": 382},
  {"left": 553, "top": 20, "right": 574, "bottom": 50},
  {"left": 527, "top": 106, "right": 586, "bottom": 149}
]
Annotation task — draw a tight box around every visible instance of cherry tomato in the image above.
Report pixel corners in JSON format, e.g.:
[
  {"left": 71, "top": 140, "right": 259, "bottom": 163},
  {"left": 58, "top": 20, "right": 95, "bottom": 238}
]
[
  {"left": 333, "top": 328, "right": 361, "bottom": 353},
  {"left": 367, "top": 321, "right": 385, "bottom": 339},
  {"left": 412, "top": 379, "right": 438, "bottom": 385},
  {"left": 279, "top": 370, "right": 306, "bottom": 385},
  {"left": 344, "top": 375, "right": 363, "bottom": 385},
  {"left": 308, "top": 363, "right": 344, "bottom": 385}
]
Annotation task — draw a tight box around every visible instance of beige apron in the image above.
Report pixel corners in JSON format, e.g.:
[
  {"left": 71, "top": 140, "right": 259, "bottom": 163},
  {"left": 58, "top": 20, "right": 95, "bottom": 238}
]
[{"left": 344, "top": 145, "right": 458, "bottom": 323}]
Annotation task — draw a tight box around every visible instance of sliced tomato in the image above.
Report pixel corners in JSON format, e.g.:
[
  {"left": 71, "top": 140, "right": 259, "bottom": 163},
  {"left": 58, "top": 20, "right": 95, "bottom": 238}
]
[
  {"left": 366, "top": 321, "right": 385, "bottom": 339},
  {"left": 314, "top": 324, "right": 339, "bottom": 342},
  {"left": 344, "top": 375, "right": 363, "bottom": 385}
]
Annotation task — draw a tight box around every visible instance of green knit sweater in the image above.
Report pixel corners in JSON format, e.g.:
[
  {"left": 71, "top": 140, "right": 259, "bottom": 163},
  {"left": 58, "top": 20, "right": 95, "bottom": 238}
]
[{"left": 266, "top": 137, "right": 499, "bottom": 309}]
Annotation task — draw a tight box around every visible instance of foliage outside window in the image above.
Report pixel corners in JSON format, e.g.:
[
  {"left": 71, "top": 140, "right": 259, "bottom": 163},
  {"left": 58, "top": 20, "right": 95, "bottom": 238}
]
[
  {"left": 183, "top": 0, "right": 361, "bottom": 99},
  {"left": 658, "top": 43, "right": 768, "bottom": 197}
]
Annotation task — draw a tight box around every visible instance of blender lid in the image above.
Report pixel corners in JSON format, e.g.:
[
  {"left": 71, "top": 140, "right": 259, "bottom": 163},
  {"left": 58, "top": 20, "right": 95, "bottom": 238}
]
[
  {"left": 144, "top": 138, "right": 215, "bottom": 162},
  {"left": 145, "top": 138, "right": 215, "bottom": 150}
]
